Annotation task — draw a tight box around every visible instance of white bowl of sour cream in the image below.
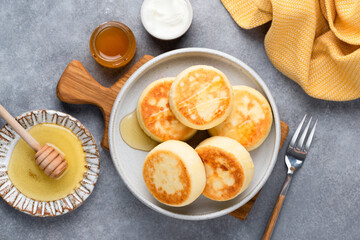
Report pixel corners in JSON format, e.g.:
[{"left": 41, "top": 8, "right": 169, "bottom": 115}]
[{"left": 141, "top": 0, "right": 193, "bottom": 40}]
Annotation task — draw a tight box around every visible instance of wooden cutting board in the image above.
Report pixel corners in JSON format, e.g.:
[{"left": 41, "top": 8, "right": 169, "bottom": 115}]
[{"left": 57, "top": 55, "right": 289, "bottom": 220}]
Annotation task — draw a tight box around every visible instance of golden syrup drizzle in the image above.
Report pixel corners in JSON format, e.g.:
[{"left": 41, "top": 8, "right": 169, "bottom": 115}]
[{"left": 120, "top": 111, "right": 158, "bottom": 151}]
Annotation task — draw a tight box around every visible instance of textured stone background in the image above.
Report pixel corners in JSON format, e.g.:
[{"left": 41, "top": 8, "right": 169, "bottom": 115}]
[{"left": 0, "top": 0, "right": 359, "bottom": 239}]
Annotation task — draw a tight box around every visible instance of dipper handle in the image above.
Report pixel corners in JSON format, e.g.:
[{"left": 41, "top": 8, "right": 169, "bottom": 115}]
[{"left": 0, "top": 104, "right": 42, "bottom": 152}]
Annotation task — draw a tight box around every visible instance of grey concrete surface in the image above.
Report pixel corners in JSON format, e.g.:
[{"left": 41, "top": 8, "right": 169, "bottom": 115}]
[{"left": 0, "top": 0, "right": 359, "bottom": 239}]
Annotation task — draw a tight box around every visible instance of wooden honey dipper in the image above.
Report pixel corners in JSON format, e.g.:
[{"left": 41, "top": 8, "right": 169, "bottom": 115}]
[{"left": 0, "top": 105, "right": 68, "bottom": 178}]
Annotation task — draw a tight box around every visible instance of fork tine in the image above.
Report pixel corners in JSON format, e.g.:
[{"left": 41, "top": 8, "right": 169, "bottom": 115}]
[
  {"left": 289, "top": 115, "right": 307, "bottom": 148},
  {"left": 298, "top": 117, "right": 312, "bottom": 149},
  {"left": 304, "top": 119, "right": 318, "bottom": 152}
]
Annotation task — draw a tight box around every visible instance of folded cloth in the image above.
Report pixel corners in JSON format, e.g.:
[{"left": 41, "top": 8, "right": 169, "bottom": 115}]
[{"left": 222, "top": 0, "right": 360, "bottom": 101}]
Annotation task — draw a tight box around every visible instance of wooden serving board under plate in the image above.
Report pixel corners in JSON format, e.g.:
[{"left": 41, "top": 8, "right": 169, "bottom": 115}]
[{"left": 57, "top": 55, "right": 289, "bottom": 220}]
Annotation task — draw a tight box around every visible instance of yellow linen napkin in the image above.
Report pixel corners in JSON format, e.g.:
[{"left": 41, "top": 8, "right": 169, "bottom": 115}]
[{"left": 222, "top": 0, "right": 360, "bottom": 101}]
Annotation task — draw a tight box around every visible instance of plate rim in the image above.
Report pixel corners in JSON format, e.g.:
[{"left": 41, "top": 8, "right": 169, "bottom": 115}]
[{"left": 109, "top": 47, "right": 281, "bottom": 220}]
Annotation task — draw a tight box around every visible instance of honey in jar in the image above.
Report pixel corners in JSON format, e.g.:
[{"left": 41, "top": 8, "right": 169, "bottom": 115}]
[{"left": 90, "top": 21, "right": 136, "bottom": 68}]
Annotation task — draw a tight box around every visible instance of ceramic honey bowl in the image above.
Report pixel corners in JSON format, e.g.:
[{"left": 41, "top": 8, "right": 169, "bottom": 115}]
[{"left": 0, "top": 110, "right": 100, "bottom": 217}]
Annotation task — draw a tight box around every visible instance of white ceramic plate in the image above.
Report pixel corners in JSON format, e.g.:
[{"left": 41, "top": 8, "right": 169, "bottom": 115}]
[
  {"left": 109, "top": 48, "right": 280, "bottom": 220},
  {"left": 0, "top": 110, "right": 100, "bottom": 217}
]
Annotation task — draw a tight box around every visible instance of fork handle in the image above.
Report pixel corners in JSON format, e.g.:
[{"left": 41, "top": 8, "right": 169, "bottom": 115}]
[{"left": 263, "top": 174, "right": 293, "bottom": 240}]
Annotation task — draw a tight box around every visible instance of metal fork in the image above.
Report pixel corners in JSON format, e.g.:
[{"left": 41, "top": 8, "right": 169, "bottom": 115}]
[{"left": 263, "top": 115, "right": 318, "bottom": 240}]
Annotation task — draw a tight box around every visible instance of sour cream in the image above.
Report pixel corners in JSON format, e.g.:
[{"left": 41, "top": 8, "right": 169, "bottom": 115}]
[{"left": 141, "top": 0, "right": 193, "bottom": 40}]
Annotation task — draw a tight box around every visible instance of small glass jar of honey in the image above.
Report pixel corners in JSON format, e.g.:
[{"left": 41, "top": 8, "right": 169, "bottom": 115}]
[{"left": 90, "top": 21, "right": 136, "bottom": 68}]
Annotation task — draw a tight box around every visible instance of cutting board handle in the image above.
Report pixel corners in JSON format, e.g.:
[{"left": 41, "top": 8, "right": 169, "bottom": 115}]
[
  {"left": 57, "top": 60, "right": 112, "bottom": 108},
  {"left": 57, "top": 56, "right": 154, "bottom": 149}
]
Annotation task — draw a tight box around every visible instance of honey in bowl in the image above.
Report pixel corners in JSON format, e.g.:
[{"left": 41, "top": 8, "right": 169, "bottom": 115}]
[
  {"left": 7, "top": 123, "right": 86, "bottom": 202},
  {"left": 90, "top": 21, "right": 136, "bottom": 68}
]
